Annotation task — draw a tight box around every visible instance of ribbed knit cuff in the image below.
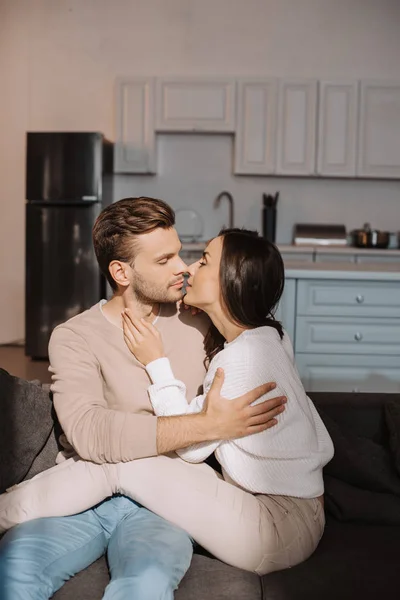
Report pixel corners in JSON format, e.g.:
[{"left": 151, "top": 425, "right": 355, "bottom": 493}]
[{"left": 146, "top": 357, "right": 175, "bottom": 384}]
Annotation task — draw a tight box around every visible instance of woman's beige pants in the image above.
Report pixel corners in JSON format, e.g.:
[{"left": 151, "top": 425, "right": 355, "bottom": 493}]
[{"left": 0, "top": 454, "right": 325, "bottom": 575}]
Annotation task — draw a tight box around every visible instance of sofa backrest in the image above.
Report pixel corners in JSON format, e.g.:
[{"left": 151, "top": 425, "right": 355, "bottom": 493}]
[{"left": 309, "top": 392, "right": 400, "bottom": 446}]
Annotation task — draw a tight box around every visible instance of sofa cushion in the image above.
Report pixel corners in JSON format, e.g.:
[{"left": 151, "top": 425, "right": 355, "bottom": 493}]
[
  {"left": 176, "top": 555, "right": 261, "bottom": 600},
  {"left": 324, "top": 475, "right": 400, "bottom": 525},
  {"left": 309, "top": 392, "right": 396, "bottom": 443},
  {"left": 23, "top": 426, "right": 60, "bottom": 481},
  {"left": 311, "top": 395, "right": 400, "bottom": 524},
  {"left": 385, "top": 400, "right": 400, "bottom": 477},
  {"left": 0, "top": 368, "right": 54, "bottom": 493},
  {"left": 319, "top": 407, "right": 400, "bottom": 496},
  {"left": 261, "top": 517, "right": 400, "bottom": 600},
  {"left": 50, "top": 556, "right": 109, "bottom": 600},
  {"left": 52, "top": 554, "right": 262, "bottom": 600}
]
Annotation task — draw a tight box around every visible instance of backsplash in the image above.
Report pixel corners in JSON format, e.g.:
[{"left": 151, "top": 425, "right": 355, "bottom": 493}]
[{"left": 112, "top": 134, "right": 400, "bottom": 244}]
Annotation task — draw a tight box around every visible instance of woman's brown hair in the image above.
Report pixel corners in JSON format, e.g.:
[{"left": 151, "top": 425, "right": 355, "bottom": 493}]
[{"left": 204, "top": 228, "right": 285, "bottom": 368}]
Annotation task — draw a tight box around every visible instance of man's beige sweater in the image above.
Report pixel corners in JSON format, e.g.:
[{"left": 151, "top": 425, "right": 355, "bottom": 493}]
[{"left": 48, "top": 301, "right": 209, "bottom": 464}]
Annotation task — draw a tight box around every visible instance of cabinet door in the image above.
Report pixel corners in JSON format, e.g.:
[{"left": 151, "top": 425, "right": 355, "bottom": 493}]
[
  {"left": 234, "top": 79, "right": 277, "bottom": 174},
  {"left": 156, "top": 78, "right": 235, "bottom": 132},
  {"left": 358, "top": 81, "right": 400, "bottom": 178},
  {"left": 275, "top": 279, "right": 296, "bottom": 345},
  {"left": 114, "top": 78, "right": 156, "bottom": 173},
  {"left": 276, "top": 80, "right": 317, "bottom": 175},
  {"left": 317, "top": 81, "right": 358, "bottom": 177},
  {"left": 296, "top": 353, "right": 400, "bottom": 393}
]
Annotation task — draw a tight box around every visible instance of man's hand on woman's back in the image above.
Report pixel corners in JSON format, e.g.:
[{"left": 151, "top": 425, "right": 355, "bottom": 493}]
[{"left": 202, "top": 368, "right": 286, "bottom": 441}]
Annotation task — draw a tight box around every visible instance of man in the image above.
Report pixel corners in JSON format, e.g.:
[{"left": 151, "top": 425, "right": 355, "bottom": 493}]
[{"left": 0, "top": 197, "right": 285, "bottom": 600}]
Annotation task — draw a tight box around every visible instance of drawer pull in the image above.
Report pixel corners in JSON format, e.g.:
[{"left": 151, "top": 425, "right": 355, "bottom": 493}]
[
  {"left": 355, "top": 295, "right": 365, "bottom": 304},
  {"left": 354, "top": 332, "right": 363, "bottom": 342}
]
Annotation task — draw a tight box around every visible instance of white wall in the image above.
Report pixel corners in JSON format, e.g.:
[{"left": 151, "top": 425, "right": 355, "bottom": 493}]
[
  {"left": 116, "top": 134, "right": 400, "bottom": 243},
  {"left": 1, "top": 0, "right": 400, "bottom": 342}
]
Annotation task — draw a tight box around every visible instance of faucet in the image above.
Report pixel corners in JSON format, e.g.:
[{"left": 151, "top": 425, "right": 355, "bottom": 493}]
[{"left": 214, "top": 191, "right": 234, "bottom": 229}]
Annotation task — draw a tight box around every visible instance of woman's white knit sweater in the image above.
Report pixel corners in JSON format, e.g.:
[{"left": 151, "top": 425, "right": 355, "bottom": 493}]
[{"left": 146, "top": 326, "right": 334, "bottom": 498}]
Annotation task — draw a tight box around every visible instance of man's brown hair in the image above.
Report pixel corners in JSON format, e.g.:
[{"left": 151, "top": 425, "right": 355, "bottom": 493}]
[{"left": 93, "top": 197, "right": 175, "bottom": 290}]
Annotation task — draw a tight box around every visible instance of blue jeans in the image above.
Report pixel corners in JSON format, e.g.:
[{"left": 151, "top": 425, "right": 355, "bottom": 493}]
[{"left": 0, "top": 494, "right": 193, "bottom": 600}]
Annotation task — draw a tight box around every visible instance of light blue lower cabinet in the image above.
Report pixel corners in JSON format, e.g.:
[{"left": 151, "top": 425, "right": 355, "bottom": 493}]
[
  {"left": 275, "top": 279, "right": 296, "bottom": 346},
  {"left": 296, "top": 353, "right": 400, "bottom": 393}
]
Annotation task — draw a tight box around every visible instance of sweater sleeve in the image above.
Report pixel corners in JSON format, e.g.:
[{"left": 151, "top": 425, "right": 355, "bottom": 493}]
[
  {"left": 146, "top": 357, "right": 220, "bottom": 463},
  {"left": 49, "top": 325, "right": 158, "bottom": 464}
]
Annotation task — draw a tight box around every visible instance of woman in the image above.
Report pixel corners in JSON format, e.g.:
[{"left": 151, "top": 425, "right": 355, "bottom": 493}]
[{"left": 0, "top": 229, "right": 334, "bottom": 575}]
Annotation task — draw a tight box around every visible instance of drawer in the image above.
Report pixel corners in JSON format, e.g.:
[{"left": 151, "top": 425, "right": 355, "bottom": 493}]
[
  {"left": 295, "top": 316, "right": 400, "bottom": 355},
  {"left": 296, "top": 353, "right": 400, "bottom": 393},
  {"left": 280, "top": 251, "right": 314, "bottom": 263},
  {"left": 356, "top": 254, "right": 400, "bottom": 265},
  {"left": 297, "top": 279, "right": 400, "bottom": 317},
  {"left": 315, "top": 252, "right": 355, "bottom": 264}
]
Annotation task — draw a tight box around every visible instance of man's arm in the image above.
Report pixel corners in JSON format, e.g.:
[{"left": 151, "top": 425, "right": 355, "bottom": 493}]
[
  {"left": 49, "top": 325, "right": 159, "bottom": 464},
  {"left": 146, "top": 358, "right": 285, "bottom": 460},
  {"left": 156, "top": 368, "right": 285, "bottom": 455},
  {"left": 50, "top": 326, "right": 285, "bottom": 464}
]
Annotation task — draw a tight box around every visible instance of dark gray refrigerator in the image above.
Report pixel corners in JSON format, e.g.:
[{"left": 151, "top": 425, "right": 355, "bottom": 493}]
[{"left": 25, "top": 132, "right": 112, "bottom": 359}]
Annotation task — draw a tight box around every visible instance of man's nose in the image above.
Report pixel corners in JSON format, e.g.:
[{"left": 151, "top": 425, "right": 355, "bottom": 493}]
[{"left": 175, "top": 257, "right": 188, "bottom": 273}]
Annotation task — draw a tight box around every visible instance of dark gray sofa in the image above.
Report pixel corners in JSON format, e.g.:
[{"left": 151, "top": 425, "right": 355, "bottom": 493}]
[{"left": 1, "top": 369, "right": 400, "bottom": 600}]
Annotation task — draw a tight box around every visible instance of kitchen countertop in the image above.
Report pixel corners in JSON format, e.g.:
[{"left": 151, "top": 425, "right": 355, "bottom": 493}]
[
  {"left": 182, "top": 242, "right": 400, "bottom": 256},
  {"left": 181, "top": 242, "right": 400, "bottom": 280},
  {"left": 284, "top": 261, "right": 400, "bottom": 281},
  {"left": 279, "top": 245, "right": 400, "bottom": 256}
]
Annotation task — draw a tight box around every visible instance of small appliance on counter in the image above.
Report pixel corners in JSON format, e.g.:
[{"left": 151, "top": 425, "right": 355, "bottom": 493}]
[
  {"left": 350, "top": 223, "right": 390, "bottom": 249},
  {"left": 262, "top": 192, "right": 279, "bottom": 242},
  {"left": 293, "top": 223, "right": 347, "bottom": 246}
]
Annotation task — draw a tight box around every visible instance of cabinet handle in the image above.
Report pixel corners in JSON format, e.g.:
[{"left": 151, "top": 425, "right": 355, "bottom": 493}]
[
  {"left": 354, "top": 332, "right": 363, "bottom": 342},
  {"left": 355, "top": 295, "right": 364, "bottom": 304}
]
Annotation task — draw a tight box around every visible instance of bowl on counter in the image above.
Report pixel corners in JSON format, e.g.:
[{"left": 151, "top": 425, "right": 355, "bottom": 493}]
[{"left": 175, "top": 208, "right": 204, "bottom": 243}]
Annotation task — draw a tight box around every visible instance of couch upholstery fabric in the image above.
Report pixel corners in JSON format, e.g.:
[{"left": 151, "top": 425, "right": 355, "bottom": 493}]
[{"left": 0, "top": 369, "right": 54, "bottom": 493}]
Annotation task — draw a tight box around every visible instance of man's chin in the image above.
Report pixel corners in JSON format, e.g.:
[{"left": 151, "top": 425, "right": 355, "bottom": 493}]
[{"left": 166, "top": 288, "right": 185, "bottom": 303}]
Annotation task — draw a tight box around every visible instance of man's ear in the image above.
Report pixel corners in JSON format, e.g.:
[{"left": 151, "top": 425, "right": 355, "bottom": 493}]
[{"left": 108, "top": 260, "right": 131, "bottom": 289}]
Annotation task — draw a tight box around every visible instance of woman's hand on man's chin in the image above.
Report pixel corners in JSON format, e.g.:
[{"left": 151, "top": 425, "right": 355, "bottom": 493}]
[{"left": 178, "top": 297, "right": 202, "bottom": 316}]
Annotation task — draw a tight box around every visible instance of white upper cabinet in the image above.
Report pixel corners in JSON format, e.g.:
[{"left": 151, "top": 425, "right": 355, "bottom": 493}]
[
  {"left": 114, "top": 78, "right": 156, "bottom": 174},
  {"left": 234, "top": 79, "right": 278, "bottom": 175},
  {"left": 317, "top": 81, "right": 358, "bottom": 177},
  {"left": 113, "top": 76, "right": 400, "bottom": 180},
  {"left": 156, "top": 78, "right": 236, "bottom": 132},
  {"left": 358, "top": 81, "right": 400, "bottom": 178},
  {"left": 276, "top": 80, "right": 318, "bottom": 176}
]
